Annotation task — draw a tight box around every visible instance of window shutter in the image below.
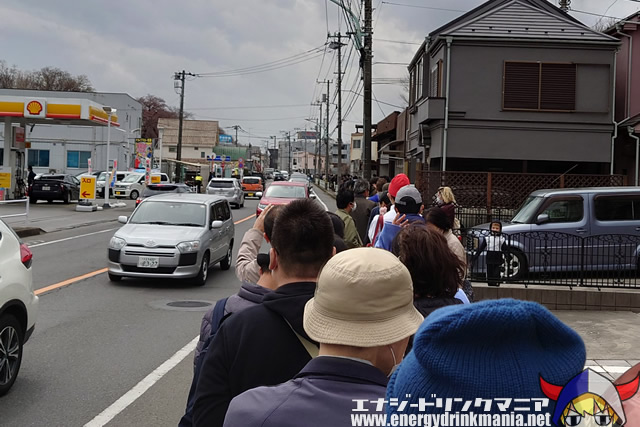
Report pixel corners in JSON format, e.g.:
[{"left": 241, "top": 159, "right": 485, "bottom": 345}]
[
  {"left": 503, "top": 62, "right": 540, "bottom": 109},
  {"left": 540, "top": 63, "right": 576, "bottom": 110}
]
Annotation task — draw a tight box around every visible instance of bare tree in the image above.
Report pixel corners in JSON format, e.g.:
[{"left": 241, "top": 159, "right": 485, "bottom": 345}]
[
  {"left": 399, "top": 72, "right": 410, "bottom": 106},
  {"left": 0, "top": 61, "right": 94, "bottom": 91},
  {"left": 137, "top": 95, "right": 192, "bottom": 139},
  {"left": 592, "top": 17, "right": 618, "bottom": 33}
]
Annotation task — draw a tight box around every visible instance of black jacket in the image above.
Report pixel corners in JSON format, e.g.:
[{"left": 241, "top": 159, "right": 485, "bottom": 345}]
[
  {"left": 413, "top": 297, "right": 462, "bottom": 318},
  {"left": 192, "top": 282, "right": 317, "bottom": 427}
]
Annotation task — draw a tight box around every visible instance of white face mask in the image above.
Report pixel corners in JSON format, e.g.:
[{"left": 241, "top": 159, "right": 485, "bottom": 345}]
[
  {"left": 387, "top": 345, "right": 400, "bottom": 378},
  {"left": 351, "top": 202, "right": 357, "bottom": 212}
]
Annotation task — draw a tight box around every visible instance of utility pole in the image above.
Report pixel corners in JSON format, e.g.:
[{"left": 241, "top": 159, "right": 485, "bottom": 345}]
[
  {"left": 231, "top": 125, "right": 241, "bottom": 146},
  {"left": 362, "top": 0, "right": 373, "bottom": 180},
  {"left": 174, "top": 70, "right": 196, "bottom": 183},
  {"left": 325, "top": 81, "right": 330, "bottom": 183},
  {"left": 288, "top": 131, "right": 292, "bottom": 172},
  {"left": 558, "top": 0, "right": 570, "bottom": 11},
  {"left": 330, "top": 33, "right": 346, "bottom": 179}
]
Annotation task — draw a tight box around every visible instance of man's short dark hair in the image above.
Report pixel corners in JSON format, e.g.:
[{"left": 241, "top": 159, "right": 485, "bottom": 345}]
[
  {"left": 326, "top": 211, "right": 345, "bottom": 238},
  {"left": 264, "top": 205, "right": 283, "bottom": 241},
  {"left": 271, "top": 199, "right": 334, "bottom": 277},
  {"left": 336, "top": 190, "right": 355, "bottom": 209},
  {"left": 396, "top": 197, "right": 421, "bottom": 215},
  {"left": 424, "top": 207, "right": 451, "bottom": 231}
]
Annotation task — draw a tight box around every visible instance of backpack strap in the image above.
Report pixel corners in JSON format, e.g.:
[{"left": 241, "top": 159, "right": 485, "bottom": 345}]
[{"left": 282, "top": 316, "right": 319, "bottom": 358}]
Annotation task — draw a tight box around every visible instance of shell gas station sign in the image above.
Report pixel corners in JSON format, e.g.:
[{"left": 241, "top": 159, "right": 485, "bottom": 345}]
[{"left": 0, "top": 96, "right": 119, "bottom": 127}]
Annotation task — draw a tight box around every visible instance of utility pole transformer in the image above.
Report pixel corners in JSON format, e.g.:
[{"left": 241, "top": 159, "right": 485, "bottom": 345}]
[
  {"left": 558, "top": 0, "right": 570, "bottom": 12},
  {"left": 362, "top": 0, "right": 373, "bottom": 180}
]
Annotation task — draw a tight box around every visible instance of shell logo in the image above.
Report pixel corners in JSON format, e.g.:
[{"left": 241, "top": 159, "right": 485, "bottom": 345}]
[{"left": 26, "top": 101, "right": 43, "bottom": 115}]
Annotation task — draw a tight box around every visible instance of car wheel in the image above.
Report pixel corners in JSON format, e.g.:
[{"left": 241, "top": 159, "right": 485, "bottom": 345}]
[
  {"left": 240, "top": 198, "right": 244, "bottom": 208},
  {"left": 29, "top": 197, "right": 37, "bottom": 204},
  {"left": 220, "top": 246, "right": 232, "bottom": 271},
  {"left": 194, "top": 252, "right": 210, "bottom": 286},
  {"left": 500, "top": 249, "right": 527, "bottom": 280},
  {"left": 130, "top": 190, "right": 139, "bottom": 200},
  {"left": 62, "top": 190, "right": 70, "bottom": 204},
  {"left": 108, "top": 273, "right": 122, "bottom": 282},
  {"left": 0, "top": 314, "right": 24, "bottom": 396}
]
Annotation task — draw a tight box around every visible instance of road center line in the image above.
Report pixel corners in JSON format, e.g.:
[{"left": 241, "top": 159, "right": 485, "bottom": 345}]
[
  {"left": 29, "top": 228, "right": 118, "bottom": 248},
  {"left": 35, "top": 213, "right": 257, "bottom": 296},
  {"left": 84, "top": 335, "right": 199, "bottom": 427}
]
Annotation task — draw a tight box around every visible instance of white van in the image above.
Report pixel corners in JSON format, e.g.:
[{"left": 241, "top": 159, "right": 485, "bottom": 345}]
[{"left": 113, "top": 173, "right": 170, "bottom": 199}]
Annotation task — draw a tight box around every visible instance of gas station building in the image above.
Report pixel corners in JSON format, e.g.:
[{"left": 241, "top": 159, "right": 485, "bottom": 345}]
[{"left": 0, "top": 89, "right": 141, "bottom": 199}]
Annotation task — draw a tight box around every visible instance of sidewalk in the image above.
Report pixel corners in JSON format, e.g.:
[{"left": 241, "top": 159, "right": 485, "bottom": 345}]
[{"left": 0, "top": 200, "right": 135, "bottom": 237}]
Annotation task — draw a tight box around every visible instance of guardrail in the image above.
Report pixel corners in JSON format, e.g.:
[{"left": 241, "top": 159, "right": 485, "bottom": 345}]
[
  {"left": 0, "top": 198, "right": 30, "bottom": 222},
  {"left": 464, "top": 229, "right": 640, "bottom": 289}
]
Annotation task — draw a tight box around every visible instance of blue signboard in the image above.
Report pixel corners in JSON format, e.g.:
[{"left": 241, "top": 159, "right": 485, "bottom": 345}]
[
  {"left": 225, "top": 156, "right": 231, "bottom": 161},
  {"left": 219, "top": 134, "right": 233, "bottom": 144}
]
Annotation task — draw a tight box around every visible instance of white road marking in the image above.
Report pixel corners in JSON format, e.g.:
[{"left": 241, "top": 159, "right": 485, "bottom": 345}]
[
  {"left": 312, "top": 190, "right": 329, "bottom": 211},
  {"left": 84, "top": 335, "right": 199, "bottom": 427},
  {"left": 28, "top": 228, "right": 117, "bottom": 248}
]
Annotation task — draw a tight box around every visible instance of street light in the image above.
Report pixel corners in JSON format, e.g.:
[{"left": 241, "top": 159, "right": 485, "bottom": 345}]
[{"left": 103, "top": 106, "right": 116, "bottom": 208}]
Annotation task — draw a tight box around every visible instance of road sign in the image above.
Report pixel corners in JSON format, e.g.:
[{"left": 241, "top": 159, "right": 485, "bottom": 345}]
[
  {"left": 225, "top": 156, "right": 231, "bottom": 161},
  {"left": 145, "top": 158, "right": 151, "bottom": 185},
  {"left": 239, "top": 157, "right": 244, "bottom": 168},
  {"left": 0, "top": 172, "right": 11, "bottom": 188},
  {"left": 80, "top": 175, "right": 96, "bottom": 200}
]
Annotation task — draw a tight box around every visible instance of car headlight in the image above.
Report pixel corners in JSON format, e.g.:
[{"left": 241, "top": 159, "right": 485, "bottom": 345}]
[
  {"left": 109, "top": 236, "right": 126, "bottom": 250},
  {"left": 258, "top": 203, "right": 267, "bottom": 210},
  {"left": 177, "top": 241, "right": 200, "bottom": 253}
]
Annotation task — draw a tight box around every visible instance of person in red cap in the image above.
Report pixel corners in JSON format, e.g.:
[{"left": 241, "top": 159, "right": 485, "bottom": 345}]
[{"left": 382, "top": 173, "right": 410, "bottom": 224}]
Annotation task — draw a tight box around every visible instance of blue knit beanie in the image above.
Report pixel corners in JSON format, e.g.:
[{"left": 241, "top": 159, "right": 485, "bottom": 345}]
[{"left": 387, "top": 299, "right": 586, "bottom": 417}]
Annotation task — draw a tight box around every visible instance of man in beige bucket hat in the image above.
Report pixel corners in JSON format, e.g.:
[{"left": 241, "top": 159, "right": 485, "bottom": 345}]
[{"left": 223, "top": 248, "right": 424, "bottom": 427}]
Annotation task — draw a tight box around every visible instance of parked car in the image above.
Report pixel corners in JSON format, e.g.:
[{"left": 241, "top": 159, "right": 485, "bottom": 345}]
[
  {"left": 256, "top": 181, "right": 313, "bottom": 216},
  {"left": 206, "top": 178, "right": 244, "bottom": 208},
  {"left": 96, "top": 171, "right": 134, "bottom": 198},
  {"left": 135, "top": 183, "right": 193, "bottom": 205},
  {"left": 241, "top": 176, "right": 263, "bottom": 198},
  {"left": 113, "top": 172, "right": 170, "bottom": 200},
  {"left": 468, "top": 187, "right": 640, "bottom": 279},
  {"left": 280, "top": 170, "right": 289, "bottom": 180},
  {"left": 0, "top": 218, "right": 38, "bottom": 395},
  {"left": 107, "top": 193, "right": 234, "bottom": 286},
  {"left": 29, "top": 174, "right": 80, "bottom": 204}
]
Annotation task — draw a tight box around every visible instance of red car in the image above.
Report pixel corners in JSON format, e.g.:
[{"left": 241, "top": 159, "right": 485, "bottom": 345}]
[{"left": 256, "top": 181, "right": 312, "bottom": 216}]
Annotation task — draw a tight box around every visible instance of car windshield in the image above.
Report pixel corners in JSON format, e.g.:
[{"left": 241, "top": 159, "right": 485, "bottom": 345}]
[
  {"left": 122, "top": 174, "right": 143, "bottom": 183},
  {"left": 265, "top": 185, "right": 306, "bottom": 198},
  {"left": 38, "top": 175, "right": 65, "bottom": 181},
  {"left": 97, "top": 172, "right": 107, "bottom": 182},
  {"left": 243, "top": 178, "right": 259, "bottom": 184},
  {"left": 511, "top": 196, "right": 544, "bottom": 224},
  {"left": 129, "top": 201, "right": 206, "bottom": 226},
  {"left": 209, "top": 181, "right": 233, "bottom": 188}
]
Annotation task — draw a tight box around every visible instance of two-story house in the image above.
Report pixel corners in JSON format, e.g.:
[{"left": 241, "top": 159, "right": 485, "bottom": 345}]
[
  {"left": 607, "top": 12, "right": 640, "bottom": 185},
  {"left": 406, "top": 0, "right": 620, "bottom": 177}
]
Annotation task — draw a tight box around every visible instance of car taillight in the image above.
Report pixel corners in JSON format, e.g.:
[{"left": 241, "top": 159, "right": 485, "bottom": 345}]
[
  {"left": 136, "top": 198, "right": 142, "bottom": 205},
  {"left": 20, "top": 243, "right": 33, "bottom": 268},
  {"left": 60, "top": 184, "right": 64, "bottom": 190}
]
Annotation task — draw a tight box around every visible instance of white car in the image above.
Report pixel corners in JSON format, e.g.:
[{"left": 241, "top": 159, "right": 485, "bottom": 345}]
[
  {"left": 0, "top": 218, "right": 38, "bottom": 396},
  {"left": 113, "top": 172, "right": 170, "bottom": 200}
]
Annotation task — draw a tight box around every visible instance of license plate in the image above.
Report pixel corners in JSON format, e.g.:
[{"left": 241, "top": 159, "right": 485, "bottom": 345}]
[
  {"left": 42, "top": 186, "right": 50, "bottom": 190},
  {"left": 137, "top": 256, "right": 159, "bottom": 268},
  {"left": 115, "top": 191, "right": 123, "bottom": 195},
  {"left": 248, "top": 193, "right": 254, "bottom": 197}
]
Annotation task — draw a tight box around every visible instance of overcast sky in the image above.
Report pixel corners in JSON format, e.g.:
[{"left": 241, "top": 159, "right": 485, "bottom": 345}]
[{"left": 1, "top": 0, "right": 639, "bottom": 147}]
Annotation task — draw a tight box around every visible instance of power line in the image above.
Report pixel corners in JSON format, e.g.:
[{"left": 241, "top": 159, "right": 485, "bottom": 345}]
[
  {"left": 380, "top": 1, "right": 465, "bottom": 12},
  {"left": 374, "top": 38, "right": 422, "bottom": 45},
  {"left": 188, "top": 104, "right": 310, "bottom": 111}
]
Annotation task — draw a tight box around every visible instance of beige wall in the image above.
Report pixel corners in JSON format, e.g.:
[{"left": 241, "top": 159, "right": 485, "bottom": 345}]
[{"left": 158, "top": 118, "right": 219, "bottom": 163}]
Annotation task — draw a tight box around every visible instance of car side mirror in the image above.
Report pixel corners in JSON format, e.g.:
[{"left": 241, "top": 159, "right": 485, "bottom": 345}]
[
  {"left": 310, "top": 193, "right": 317, "bottom": 199},
  {"left": 256, "top": 192, "right": 263, "bottom": 198},
  {"left": 211, "top": 220, "right": 223, "bottom": 229},
  {"left": 536, "top": 213, "right": 549, "bottom": 225},
  {"left": 118, "top": 216, "right": 128, "bottom": 224}
]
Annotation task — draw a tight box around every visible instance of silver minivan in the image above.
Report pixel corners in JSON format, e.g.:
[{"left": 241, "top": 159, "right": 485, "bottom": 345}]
[
  {"left": 206, "top": 178, "right": 244, "bottom": 208},
  {"left": 107, "top": 193, "right": 234, "bottom": 285},
  {"left": 469, "top": 187, "right": 640, "bottom": 279}
]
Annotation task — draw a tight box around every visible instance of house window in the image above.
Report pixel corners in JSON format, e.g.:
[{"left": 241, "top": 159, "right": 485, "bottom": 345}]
[
  {"left": 503, "top": 62, "right": 576, "bottom": 111},
  {"left": 201, "top": 152, "right": 205, "bottom": 158},
  {"left": 353, "top": 139, "right": 361, "bottom": 149},
  {"left": 28, "top": 149, "right": 50, "bottom": 167},
  {"left": 0, "top": 148, "right": 3, "bottom": 166},
  {"left": 429, "top": 60, "right": 442, "bottom": 97},
  {"left": 416, "top": 58, "right": 423, "bottom": 101},
  {"left": 409, "top": 68, "right": 416, "bottom": 105},
  {"left": 194, "top": 147, "right": 199, "bottom": 150},
  {"left": 169, "top": 146, "right": 177, "bottom": 153},
  {"left": 67, "top": 151, "right": 91, "bottom": 168}
]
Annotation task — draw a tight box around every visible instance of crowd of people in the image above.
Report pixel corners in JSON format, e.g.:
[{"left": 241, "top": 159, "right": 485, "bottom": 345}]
[{"left": 177, "top": 173, "right": 639, "bottom": 427}]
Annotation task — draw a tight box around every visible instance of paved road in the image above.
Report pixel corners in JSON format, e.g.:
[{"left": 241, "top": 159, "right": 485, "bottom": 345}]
[{"left": 0, "top": 185, "right": 638, "bottom": 426}]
